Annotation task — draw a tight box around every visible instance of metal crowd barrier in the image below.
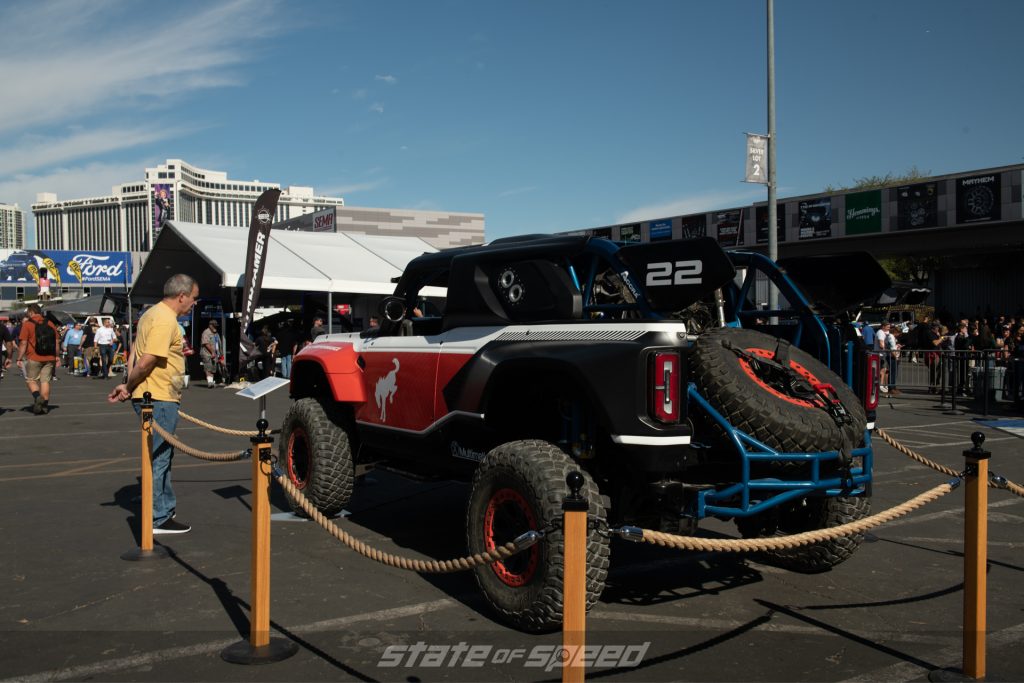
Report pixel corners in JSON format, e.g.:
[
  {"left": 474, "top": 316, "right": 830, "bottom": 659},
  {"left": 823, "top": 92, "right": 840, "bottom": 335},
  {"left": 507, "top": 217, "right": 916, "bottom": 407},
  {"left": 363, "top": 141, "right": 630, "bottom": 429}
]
[{"left": 876, "top": 348, "right": 1024, "bottom": 415}]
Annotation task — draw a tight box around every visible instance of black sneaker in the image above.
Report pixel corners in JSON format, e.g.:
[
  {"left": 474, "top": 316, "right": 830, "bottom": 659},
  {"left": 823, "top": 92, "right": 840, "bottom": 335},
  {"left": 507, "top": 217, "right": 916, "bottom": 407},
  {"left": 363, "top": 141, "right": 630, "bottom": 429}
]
[
  {"left": 153, "top": 518, "right": 191, "bottom": 535},
  {"left": 32, "top": 396, "right": 44, "bottom": 415}
]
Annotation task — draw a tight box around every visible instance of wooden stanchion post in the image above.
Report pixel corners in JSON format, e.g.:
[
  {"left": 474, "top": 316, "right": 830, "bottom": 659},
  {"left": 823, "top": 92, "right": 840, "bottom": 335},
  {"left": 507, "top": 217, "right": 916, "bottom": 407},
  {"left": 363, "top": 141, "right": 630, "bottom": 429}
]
[
  {"left": 122, "top": 392, "right": 168, "bottom": 561},
  {"left": 963, "top": 431, "right": 990, "bottom": 680},
  {"left": 222, "top": 418, "right": 298, "bottom": 664},
  {"left": 930, "top": 431, "right": 991, "bottom": 683},
  {"left": 562, "top": 471, "right": 588, "bottom": 683}
]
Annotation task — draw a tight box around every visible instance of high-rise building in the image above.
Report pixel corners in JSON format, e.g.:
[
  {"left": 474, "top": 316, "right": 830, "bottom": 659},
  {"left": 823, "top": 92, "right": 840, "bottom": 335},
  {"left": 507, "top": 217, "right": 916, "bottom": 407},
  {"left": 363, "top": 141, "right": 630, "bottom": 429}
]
[
  {"left": 0, "top": 202, "right": 26, "bottom": 250},
  {"left": 32, "top": 159, "right": 345, "bottom": 252}
]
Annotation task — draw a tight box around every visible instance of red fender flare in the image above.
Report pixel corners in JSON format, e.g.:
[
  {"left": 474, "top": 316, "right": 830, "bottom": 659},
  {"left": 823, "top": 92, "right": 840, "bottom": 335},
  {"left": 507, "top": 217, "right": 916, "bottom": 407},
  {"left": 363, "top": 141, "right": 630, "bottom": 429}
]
[{"left": 292, "top": 342, "right": 366, "bottom": 403}]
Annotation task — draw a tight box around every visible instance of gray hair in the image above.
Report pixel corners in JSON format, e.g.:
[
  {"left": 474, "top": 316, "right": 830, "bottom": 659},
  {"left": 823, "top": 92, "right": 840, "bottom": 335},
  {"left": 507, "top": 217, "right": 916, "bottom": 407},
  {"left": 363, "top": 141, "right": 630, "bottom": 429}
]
[{"left": 163, "top": 274, "right": 197, "bottom": 298}]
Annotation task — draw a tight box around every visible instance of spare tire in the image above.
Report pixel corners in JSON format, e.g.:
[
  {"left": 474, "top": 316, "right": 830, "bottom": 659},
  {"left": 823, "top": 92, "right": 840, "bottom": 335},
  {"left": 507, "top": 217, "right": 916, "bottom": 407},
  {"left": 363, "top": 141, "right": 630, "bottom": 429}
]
[{"left": 691, "top": 327, "right": 865, "bottom": 454}]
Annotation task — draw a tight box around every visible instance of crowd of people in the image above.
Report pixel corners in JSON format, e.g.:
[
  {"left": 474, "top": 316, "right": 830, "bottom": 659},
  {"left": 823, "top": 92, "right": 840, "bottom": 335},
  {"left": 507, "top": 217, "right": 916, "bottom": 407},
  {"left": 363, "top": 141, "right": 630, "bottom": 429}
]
[{"left": 859, "top": 312, "right": 1024, "bottom": 400}]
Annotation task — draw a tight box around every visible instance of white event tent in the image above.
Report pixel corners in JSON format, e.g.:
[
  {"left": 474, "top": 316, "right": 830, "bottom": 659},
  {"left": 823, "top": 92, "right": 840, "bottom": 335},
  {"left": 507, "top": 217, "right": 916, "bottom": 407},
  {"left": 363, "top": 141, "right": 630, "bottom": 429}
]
[{"left": 131, "top": 221, "right": 445, "bottom": 313}]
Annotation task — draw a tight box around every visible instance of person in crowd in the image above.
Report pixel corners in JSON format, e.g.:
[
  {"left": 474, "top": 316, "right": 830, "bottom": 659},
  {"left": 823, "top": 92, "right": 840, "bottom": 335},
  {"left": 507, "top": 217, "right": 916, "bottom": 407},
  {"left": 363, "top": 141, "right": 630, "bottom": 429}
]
[
  {"left": 923, "top": 321, "right": 944, "bottom": 393},
  {"left": 309, "top": 316, "right": 325, "bottom": 342},
  {"left": 255, "top": 325, "right": 277, "bottom": 380},
  {"left": 274, "top": 321, "right": 297, "bottom": 379},
  {"left": 368, "top": 316, "right": 380, "bottom": 330},
  {"left": 80, "top": 320, "right": 97, "bottom": 377},
  {"left": 874, "top": 321, "right": 891, "bottom": 394},
  {"left": 108, "top": 274, "right": 198, "bottom": 535},
  {"left": 63, "top": 322, "right": 84, "bottom": 375},
  {"left": 94, "top": 319, "right": 117, "bottom": 379},
  {"left": 952, "top": 323, "right": 972, "bottom": 395},
  {"left": 200, "top": 319, "right": 222, "bottom": 388},
  {"left": 885, "top": 326, "right": 901, "bottom": 395},
  {"left": 0, "top": 321, "right": 14, "bottom": 383},
  {"left": 860, "top": 320, "right": 875, "bottom": 349},
  {"left": 15, "top": 303, "right": 60, "bottom": 414}
]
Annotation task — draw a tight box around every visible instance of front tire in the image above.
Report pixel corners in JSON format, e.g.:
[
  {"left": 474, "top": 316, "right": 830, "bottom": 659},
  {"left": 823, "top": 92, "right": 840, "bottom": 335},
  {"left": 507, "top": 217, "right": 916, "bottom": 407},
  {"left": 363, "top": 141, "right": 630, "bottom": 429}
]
[
  {"left": 278, "top": 398, "right": 354, "bottom": 517},
  {"left": 467, "top": 440, "right": 609, "bottom": 632}
]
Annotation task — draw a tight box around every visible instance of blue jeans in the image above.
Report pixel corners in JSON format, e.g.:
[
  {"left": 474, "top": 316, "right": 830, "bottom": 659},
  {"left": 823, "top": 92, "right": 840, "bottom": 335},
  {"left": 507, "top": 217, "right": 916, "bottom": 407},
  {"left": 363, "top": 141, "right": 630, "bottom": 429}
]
[
  {"left": 133, "top": 400, "right": 179, "bottom": 526},
  {"left": 99, "top": 344, "right": 114, "bottom": 377},
  {"left": 280, "top": 354, "right": 292, "bottom": 379}
]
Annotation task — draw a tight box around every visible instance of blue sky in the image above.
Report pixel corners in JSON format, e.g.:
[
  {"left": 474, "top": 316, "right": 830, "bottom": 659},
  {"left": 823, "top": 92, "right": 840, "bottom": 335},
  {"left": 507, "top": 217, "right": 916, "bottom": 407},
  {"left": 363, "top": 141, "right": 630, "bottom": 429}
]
[{"left": 2, "top": 0, "right": 1022, "bottom": 248}]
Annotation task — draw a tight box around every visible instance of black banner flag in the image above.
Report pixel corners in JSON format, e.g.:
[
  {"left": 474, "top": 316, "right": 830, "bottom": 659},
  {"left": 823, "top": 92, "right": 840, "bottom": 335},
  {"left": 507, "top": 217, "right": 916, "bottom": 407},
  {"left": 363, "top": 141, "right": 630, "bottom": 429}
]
[{"left": 237, "top": 188, "right": 281, "bottom": 376}]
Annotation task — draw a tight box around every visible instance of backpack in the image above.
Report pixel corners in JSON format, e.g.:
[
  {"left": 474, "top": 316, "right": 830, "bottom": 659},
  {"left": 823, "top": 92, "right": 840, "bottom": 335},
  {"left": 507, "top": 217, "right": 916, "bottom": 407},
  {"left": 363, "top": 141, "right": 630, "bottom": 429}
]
[{"left": 33, "top": 319, "right": 57, "bottom": 356}]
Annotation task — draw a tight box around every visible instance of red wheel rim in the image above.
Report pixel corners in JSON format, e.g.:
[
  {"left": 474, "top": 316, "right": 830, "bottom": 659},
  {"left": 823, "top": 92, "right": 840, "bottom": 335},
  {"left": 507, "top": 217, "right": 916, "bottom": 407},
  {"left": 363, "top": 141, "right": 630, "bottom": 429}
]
[
  {"left": 286, "top": 427, "right": 310, "bottom": 488},
  {"left": 738, "top": 347, "right": 823, "bottom": 408},
  {"left": 484, "top": 487, "right": 539, "bottom": 587}
]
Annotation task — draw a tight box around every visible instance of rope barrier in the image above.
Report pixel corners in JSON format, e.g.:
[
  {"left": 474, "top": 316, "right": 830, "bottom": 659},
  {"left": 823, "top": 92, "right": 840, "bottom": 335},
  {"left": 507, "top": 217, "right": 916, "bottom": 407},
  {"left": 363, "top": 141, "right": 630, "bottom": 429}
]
[
  {"left": 178, "top": 410, "right": 280, "bottom": 437},
  {"left": 150, "top": 420, "right": 250, "bottom": 462},
  {"left": 617, "top": 481, "right": 957, "bottom": 553},
  {"left": 876, "top": 428, "right": 1024, "bottom": 498},
  {"left": 274, "top": 471, "right": 541, "bottom": 573}
]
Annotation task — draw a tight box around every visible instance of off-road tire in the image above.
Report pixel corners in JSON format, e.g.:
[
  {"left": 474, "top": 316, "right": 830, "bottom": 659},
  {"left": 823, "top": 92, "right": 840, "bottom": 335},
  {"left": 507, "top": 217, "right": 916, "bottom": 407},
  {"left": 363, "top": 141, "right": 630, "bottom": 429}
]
[
  {"left": 467, "top": 440, "right": 610, "bottom": 633},
  {"left": 692, "top": 327, "right": 866, "bottom": 453},
  {"left": 279, "top": 397, "right": 354, "bottom": 518},
  {"left": 736, "top": 495, "right": 870, "bottom": 572}
]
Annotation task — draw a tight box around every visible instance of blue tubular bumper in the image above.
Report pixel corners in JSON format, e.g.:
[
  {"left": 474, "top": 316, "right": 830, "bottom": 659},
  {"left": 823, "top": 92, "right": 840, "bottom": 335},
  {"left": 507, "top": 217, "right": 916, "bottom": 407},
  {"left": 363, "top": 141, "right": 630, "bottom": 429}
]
[{"left": 687, "top": 384, "right": 873, "bottom": 519}]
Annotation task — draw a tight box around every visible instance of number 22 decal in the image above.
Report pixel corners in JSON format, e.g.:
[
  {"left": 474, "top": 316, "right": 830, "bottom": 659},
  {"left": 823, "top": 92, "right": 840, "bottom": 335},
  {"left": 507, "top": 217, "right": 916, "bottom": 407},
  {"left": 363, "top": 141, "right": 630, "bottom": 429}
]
[{"left": 646, "top": 260, "right": 703, "bottom": 286}]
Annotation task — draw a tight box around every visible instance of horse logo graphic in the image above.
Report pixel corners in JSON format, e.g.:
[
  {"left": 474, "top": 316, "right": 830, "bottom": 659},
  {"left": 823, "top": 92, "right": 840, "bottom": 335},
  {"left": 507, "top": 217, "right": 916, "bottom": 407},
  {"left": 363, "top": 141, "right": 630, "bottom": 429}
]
[{"left": 374, "top": 358, "right": 400, "bottom": 421}]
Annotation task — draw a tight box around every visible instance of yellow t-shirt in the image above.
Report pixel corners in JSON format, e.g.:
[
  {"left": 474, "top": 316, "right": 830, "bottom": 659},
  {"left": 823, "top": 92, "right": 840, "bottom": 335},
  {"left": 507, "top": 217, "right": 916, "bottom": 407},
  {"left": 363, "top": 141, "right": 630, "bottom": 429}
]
[{"left": 131, "top": 301, "right": 185, "bottom": 403}]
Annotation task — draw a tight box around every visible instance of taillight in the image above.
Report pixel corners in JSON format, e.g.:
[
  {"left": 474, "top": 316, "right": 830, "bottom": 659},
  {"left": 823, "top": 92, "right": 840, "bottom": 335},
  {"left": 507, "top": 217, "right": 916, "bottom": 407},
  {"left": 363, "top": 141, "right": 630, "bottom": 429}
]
[
  {"left": 864, "top": 352, "right": 880, "bottom": 410},
  {"left": 650, "top": 351, "right": 681, "bottom": 424}
]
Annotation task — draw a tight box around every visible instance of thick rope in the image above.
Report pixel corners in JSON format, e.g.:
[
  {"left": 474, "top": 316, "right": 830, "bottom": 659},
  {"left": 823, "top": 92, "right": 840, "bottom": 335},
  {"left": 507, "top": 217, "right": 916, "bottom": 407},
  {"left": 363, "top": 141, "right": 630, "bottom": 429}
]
[
  {"left": 275, "top": 472, "right": 532, "bottom": 573},
  {"left": 637, "top": 482, "right": 955, "bottom": 553},
  {"left": 178, "top": 410, "right": 280, "bottom": 437},
  {"left": 876, "top": 428, "right": 1024, "bottom": 498},
  {"left": 150, "top": 420, "right": 249, "bottom": 462}
]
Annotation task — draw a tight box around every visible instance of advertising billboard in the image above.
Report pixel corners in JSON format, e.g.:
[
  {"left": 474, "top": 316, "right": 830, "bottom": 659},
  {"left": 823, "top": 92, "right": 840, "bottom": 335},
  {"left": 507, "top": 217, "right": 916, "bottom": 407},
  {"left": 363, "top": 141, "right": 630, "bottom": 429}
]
[
  {"left": 755, "top": 204, "right": 785, "bottom": 244},
  {"left": 714, "top": 209, "right": 743, "bottom": 247},
  {"left": 649, "top": 219, "right": 673, "bottom": 241},
  {"left": 679, "top": 214, "right": 707, "bottom": 239},
  {"left": 896, "top": 182, "right": 939, "bottom": 230},
  {"left": 618, "top": 224, "right": 641, "bottom": 243},
  {"left": 844, "top": 190, "right": 882, "bottom": 235},
  {"left": 955, "top": 173, "right": 1001, "bottom": 224},
  {"left": 589, "top": 226, "right": 613, "bottom": 239},
  {"left": 0, "top": 249, "right": 131, "bottom": 284},
  {"left": 798, "top": 197, "right": 832, "bottom": 239},
  {"left": 152, "top": 183, "right": 175, "bottom": 236}
]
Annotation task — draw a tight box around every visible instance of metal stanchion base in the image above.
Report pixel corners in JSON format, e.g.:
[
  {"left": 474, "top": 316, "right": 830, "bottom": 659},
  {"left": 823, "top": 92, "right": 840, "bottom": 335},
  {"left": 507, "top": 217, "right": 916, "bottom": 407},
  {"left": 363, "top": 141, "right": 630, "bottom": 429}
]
[
  {"left": 120, "top": 546, "right": 170, "bottom": 561},
  {"left": 928, "top": 667, "right": 979, "bottom": 682},
  {"left": 221, "top": 638, "right": 298, "bottom": 665}
]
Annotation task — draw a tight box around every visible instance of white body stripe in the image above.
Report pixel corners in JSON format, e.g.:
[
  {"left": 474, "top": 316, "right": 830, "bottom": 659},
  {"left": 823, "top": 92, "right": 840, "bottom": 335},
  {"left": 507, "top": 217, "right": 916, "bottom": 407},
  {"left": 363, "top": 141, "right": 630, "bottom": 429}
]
[{"left": 612, "top": 434, "right": 691, "bottom": 446}]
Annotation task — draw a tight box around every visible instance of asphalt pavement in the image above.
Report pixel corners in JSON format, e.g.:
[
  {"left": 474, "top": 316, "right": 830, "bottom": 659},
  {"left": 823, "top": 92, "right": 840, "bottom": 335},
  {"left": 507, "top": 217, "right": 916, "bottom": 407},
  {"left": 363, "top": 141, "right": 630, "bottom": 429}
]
[{"left": 0, "top": 365, "right": 1022, "bottom": 682}]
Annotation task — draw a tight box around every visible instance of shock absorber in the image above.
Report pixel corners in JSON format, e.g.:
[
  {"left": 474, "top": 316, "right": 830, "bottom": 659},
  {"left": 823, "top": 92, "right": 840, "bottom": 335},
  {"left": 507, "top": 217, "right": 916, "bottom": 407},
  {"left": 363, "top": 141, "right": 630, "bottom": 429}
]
[{"left": 714, "top": 288, "right": 727, "bottom": 328}]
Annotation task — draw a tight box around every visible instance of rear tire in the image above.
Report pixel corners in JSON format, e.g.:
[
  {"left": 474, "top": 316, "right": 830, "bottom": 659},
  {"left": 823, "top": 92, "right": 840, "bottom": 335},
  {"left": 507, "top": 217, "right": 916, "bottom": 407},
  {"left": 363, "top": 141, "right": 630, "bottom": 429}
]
[
  {"left": 467, "top": 440, "right": 609, "bottom": 632},
  {"left": 278, "top": 398, "right": 354, "bottom": 517},
  {"left": 692, "top": 327, "right": 865, "bottom": 454},
  {"left": 736, "top": 495, "right": 870, "bottom": 572}
]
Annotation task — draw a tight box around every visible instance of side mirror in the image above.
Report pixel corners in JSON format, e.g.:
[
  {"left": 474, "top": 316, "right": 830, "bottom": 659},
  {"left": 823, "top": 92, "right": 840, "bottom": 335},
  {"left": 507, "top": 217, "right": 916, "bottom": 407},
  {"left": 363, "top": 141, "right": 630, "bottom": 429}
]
[{"left": 380, "top": 296, "right": 407, "bottom": 323}]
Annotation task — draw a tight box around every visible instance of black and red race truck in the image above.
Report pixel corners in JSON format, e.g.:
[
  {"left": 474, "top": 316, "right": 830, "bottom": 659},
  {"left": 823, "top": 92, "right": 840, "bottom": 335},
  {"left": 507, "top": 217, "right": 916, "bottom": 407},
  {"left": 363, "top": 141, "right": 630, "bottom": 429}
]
[{"left": 281, "top": 234, "right": 888, "bottom": 631}]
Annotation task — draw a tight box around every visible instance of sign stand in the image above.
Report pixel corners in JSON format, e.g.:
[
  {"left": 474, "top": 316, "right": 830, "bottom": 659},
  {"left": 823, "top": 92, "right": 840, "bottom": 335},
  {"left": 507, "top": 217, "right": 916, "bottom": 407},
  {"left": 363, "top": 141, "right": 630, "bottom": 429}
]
[{"left": 222, "top": 377, "right": 297, "bottom": 665}]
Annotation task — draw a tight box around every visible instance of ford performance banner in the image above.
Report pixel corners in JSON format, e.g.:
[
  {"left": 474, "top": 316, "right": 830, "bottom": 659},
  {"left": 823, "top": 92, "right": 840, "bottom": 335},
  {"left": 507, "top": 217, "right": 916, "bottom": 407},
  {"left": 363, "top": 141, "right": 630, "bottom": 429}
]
[
  {"left": 237, "top": 188, "right": 281, "bottom": 371},
  {"left": 0, "top": 250, "right": 131, "bottom": 284}
]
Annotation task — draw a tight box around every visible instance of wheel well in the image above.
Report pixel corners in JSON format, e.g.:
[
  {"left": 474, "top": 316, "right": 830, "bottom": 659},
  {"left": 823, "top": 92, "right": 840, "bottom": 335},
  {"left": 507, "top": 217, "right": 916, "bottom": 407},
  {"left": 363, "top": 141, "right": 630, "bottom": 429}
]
[
  {"left": 482, "top": 362, "right": 604, "bottom": 445},
  {"left": 290, "top": 360, "right": 333, "bottom": 402}
]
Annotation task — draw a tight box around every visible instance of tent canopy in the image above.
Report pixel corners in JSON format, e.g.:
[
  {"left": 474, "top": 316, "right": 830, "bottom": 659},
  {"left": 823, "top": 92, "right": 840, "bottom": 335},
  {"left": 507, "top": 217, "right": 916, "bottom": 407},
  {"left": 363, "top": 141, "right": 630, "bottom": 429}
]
[{"left": 131, "top": 221, "right": 443, "bottom": 302}]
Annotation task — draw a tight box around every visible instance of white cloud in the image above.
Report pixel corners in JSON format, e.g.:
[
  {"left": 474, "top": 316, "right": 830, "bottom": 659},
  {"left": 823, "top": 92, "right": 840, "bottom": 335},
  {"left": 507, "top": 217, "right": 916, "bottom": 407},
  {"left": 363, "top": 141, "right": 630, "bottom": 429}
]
[
  {"left": 497, "top": 186, "right": 537, "bottom": 198},
  {"left": 375, "top": 74, "right": 397, "bottom": 84},
  {"left": 0, "top": 0, "right": 278, "bottom": 135},
  {"left": 352, "top": 88, "right": 367, "bottom": 99},
  {"left": 370, "top": 102, "right": 385, "bottom": 114},
  {"left": 0, "top": 126, "right": 196, "bottom": 176},
  {"left": 617, "top": 188, "right": 765, "bottom": 224},
  {"left": 318, "top": 178, "right": 387, "bottom": 197}
]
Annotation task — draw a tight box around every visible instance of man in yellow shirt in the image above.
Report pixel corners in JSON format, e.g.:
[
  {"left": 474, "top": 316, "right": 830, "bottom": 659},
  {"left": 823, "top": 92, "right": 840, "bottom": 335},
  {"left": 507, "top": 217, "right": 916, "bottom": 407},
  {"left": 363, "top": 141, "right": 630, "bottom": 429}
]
[{"left": 109, "top": 274, "right": 198, "bottom": 534}]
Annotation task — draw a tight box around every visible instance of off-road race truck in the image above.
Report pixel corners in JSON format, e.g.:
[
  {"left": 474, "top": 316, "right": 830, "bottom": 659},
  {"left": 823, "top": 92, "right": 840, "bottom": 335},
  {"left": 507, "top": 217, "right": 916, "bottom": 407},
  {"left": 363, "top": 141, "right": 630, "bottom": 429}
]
[{"left": 282, "top": 234, "right": 889, "bottom": 632}]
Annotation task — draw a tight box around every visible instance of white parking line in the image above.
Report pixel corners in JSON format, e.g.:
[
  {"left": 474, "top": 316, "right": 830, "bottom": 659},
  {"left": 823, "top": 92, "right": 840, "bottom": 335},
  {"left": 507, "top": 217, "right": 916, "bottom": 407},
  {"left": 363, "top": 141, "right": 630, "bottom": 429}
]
[{"left": 1, "top": 598, "right": 458, "bottom": 683}]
